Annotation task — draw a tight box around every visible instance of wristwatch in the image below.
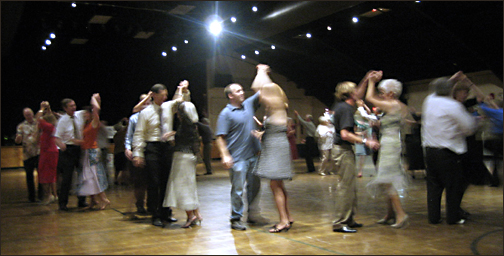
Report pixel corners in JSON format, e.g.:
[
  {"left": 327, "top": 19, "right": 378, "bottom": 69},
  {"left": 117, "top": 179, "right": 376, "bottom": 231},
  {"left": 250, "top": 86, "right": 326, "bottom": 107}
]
[{"left": 362, "top": 138, "right": 367, "bottom": 145}]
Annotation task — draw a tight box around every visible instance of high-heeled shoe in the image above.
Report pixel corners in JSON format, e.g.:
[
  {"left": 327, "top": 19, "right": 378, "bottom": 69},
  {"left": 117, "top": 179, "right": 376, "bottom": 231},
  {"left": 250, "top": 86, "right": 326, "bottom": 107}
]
[
  {"left": 391, "top": 215, "right": 409, "bottom": 229},
  {"left": 182, "top": 216, "right": 197, "bottom": 228},
  {"left": 269, "top": 223, "right": 291, "bottom": 233},
  {"left": 99, "top": 199, "right": 110, "bottom": 210},
  {"left": 377, "top": 215, "right": 395, "bottom": 225},
  {"left": 191, "top": 216, "right": 203, "bottom": 226}
]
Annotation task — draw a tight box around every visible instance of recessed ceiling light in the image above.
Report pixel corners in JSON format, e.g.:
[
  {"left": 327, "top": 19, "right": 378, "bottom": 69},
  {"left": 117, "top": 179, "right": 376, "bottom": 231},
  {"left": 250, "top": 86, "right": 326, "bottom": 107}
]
[
  {"left": 41, "top": 46, "right": 47, "bottom": 50},
  {"left": 230, "top": 17, "right": 237, "bottom": 23},
  {"left": 71, "top": 2, "right": 76, "bottom": 8},
  {"left": 254, "top": 50, "right": 259, "bottom": 55},
  {"left": 327, "top": 26, "right": 332, "bottom": 31},
  {"left": 50, "top": 33, "right": 56, "bottom": 39},
  {"left": 352, "top": 17, "right": 359, "bottom": 23},
  {"left": 172, "top": 46, "right": 177, "bottom": 52},
  {"left": 209, "top": 20, "right": 222, "bottom": 36},
  {"left": 45, "top": 39, "right": 51, "bottom": 45},
  {"left": 252, "top": 6, "right": 258, "bottom": 12},
  {"left": 306, "top": 33, "right": 312, "bottom": 38},
  {"left": 241, "top": 55, "right": 246, "bottom": 59},
  {"left": 184, "top": 40, "right": 189, "bottom": 44},
  {"left": 162, "top": 51, "right": 167, "bottom": 56},
  {"left": 271, "top": 45, "right": 276, "bottom": 50}
]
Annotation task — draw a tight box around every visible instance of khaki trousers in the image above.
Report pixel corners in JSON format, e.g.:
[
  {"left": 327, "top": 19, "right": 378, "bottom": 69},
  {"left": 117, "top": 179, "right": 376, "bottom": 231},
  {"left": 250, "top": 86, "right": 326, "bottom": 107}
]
[{"left": 331, "top": 144, "right": 358, "bottom": 229}]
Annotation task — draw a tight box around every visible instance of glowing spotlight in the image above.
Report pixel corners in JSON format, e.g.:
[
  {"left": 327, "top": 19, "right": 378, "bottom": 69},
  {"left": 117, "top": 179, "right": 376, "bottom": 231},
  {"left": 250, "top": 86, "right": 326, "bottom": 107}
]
[
  {"left": 41, "top": 46, "right": 47, "bottom": 50},
  {"left": 252, "top": 6, "right": 258, "bottom": 12},
  {"left": 161, "top": 51, "right": 167, "bottom": 57},
  {"left": 241, "top": 55, "right": 246, "bottom": 60},
  {"left": 45, "top": 39, "right": 52, "bottom": 45},
  {"left": 50, "top": 33, "right": 56, "bottom": 39},
  {"left": 271, "top": 45, "right": 276, "bottom": 50},
  {"left": 71, "top": 2, "right": 76, "bottom": 7},
  {"left": 352, "top": 17, "right": 359, "bottom": 23},
  {"left": 230, "top": 17, "right": 237, "bottom": 23},
  {"left": 254, "top": 50, "right": 259, "bottom": 55},
  {"left": 172, "top": 46, "right": 177, "bottom": 52},
  {"left": 209, "top": 20, "right": 222, "bottom": 36},
  {"left": 184, "top": 40, "right": 189, "bottom": 44},
  {"left": 306, "top": 33, "right": 312, "bottom": 38},
  {"left": 415, "top": 1, "right": 421, "bottom": 3},
  {"left": 327, "top": 26, "right": 332, "bottom": 31}
]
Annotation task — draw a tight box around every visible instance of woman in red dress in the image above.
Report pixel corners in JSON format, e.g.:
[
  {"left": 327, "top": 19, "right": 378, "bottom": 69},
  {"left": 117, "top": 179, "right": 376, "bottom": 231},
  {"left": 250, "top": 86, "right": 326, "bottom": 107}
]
[{"left": 37, "top": 102, "right": 61, "bottom": 205}]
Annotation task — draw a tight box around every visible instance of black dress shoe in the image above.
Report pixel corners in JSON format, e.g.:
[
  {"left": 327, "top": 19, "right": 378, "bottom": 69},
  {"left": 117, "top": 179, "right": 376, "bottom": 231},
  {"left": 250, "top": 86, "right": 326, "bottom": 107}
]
[
  {"left": 136, "top": 206, "right": 147, "bottom": 214},
  {"left": 162, "top": 217, "right": 178, "bottom": 222},
  {"left": 333, "top": 226, "right": 357, "bottom": 233},
  {"left": 204, "top": 172, "right": 213, "bottom": 175},
  {"left": 152, "top": 218, "right": 165, "bottom": 227},
  {"left": 59, "top": 205, "right": 69, "bottom": 211},
  {"left": 348, "top": 222, "right": 363, "bottom": 228},
  {"left": 78, "top": 202, "right": 89, "bottom": 208}
]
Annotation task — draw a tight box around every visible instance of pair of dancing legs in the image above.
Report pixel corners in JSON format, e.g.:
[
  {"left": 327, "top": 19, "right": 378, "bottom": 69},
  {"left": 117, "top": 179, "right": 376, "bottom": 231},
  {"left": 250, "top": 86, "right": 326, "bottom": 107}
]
[
  {"left": 84, "top": 192, "right": 110, "bottom": 210},
  {"left": 269, "top": 180, "right": 294, "bottom": 232},
  {"left": 377, "top": 184, "right": 408, "bottom": 228},
  {"left": 41, "top": 182, "right": 58, "bottom": 205},
  {"left": 182, "top": 209, "right": 203, "bottom": 228}
]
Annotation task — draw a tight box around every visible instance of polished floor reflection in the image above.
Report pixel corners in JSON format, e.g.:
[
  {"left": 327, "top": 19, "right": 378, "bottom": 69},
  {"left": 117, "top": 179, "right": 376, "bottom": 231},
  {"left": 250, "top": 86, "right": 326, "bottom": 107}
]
[{"left": 1, "top": 157, "right": 502, "bottom": 255}]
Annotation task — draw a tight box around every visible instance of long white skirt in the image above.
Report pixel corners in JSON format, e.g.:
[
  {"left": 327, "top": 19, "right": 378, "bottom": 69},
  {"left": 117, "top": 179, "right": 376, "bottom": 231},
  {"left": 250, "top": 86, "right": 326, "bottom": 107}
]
[{"left": 163, "top": 151, "right": 199, "bottom": 211}]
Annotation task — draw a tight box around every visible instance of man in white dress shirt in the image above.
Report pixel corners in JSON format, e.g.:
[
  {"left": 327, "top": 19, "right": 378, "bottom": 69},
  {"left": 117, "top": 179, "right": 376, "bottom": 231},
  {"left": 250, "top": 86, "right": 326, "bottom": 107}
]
[
  {"left": 132, "top": 81, "right": 190, "bottom": 227},
  {"left": 422, "top": 77, "right": 477, "bottom": 225},
  {"left": 54, "top": 98, "right": 88, "bottom": 211}
]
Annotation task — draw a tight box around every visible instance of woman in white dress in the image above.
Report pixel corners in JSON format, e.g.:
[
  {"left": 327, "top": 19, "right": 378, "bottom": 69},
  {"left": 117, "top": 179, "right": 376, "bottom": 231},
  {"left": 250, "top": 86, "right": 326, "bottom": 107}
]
[{"left": 163, "top": 101, "right": 203, "bottom": 228}]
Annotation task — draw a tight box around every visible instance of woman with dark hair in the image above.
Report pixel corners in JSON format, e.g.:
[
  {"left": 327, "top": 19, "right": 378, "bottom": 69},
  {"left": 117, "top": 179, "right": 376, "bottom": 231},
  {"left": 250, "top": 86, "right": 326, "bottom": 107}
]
[
  {"left": 163, "top": 101, "right": 203, "bottom": 228},
  {"left": 75, "top": 93, "right": 110, "bottom": 210},
  {"left": 37, "top": 101, "right": 63, "bottom": 205}
]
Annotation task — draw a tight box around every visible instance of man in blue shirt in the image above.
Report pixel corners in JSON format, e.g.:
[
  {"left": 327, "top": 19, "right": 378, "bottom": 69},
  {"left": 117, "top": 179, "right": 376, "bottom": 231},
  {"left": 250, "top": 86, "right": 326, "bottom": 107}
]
[{"left": 215, "top": 83, "right": 263, "bottom": 230}]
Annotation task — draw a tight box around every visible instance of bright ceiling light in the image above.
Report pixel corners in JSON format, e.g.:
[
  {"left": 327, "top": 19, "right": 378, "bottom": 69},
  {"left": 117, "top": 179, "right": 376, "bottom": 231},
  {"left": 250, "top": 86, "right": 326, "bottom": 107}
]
[
  {"left": 209, "top": 20, "right": 222, "bottom": 36},
  {"left": 50, "top": 33, "right": 56, "bottom": 39},
  {"left": 161, "top": 51, "right": 167, "bottom": 57},
  {"left": 327, "top": 26, "right": 332, "bottom": 31},
  {"left": 41, "top": 46, "right": 47, "bottom": 50},
  {"left": 184, "top": 40, "right": 189, "bottom": 44},
  {"left": 241, "top": 55, "right": 246, "bottom": 59},
  {"left": 45, "top": 39, "right": 51, "bottom": 45},
  {"left": 352, "top": 17, "right": 359, "bottom": 23},
  {"left": 306, "top": 33, "right": 312, "bottom": 38},
  {"left": 252, "top": 6, "right": 258, "bottom": 12},
  {"left": 415, "top": 1, "right": 421, "bottom": 3},
  {"left": 172, "top": 46, "right": 177, "bottom": 52},
  {"left": 254, "top": 50, "right": 259, "bottom": 55},
  {"left": 71, "top": 2, "right": 76, "bottom": 8},
  {"left": 271, "top": 45, "right": 276, "bottom": 50},
  {"left": 230, "top": 17, "right": 237, "bottom": 23}
]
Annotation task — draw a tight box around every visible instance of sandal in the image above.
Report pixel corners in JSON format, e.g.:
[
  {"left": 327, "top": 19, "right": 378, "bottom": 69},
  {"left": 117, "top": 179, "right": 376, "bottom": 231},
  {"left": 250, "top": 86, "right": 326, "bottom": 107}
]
[
  {"left": 182, "top": 216, "right": 197, "bottom": 228},
  {"left": 269, "top": 224, "right": 291, "bottom": 233}
]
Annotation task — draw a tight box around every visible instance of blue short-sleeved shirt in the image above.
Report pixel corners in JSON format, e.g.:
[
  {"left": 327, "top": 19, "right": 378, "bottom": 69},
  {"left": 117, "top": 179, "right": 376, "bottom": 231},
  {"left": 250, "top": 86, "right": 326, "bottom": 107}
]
[{"left": 215, "top": 92, "right": 261, "bottom": 161}]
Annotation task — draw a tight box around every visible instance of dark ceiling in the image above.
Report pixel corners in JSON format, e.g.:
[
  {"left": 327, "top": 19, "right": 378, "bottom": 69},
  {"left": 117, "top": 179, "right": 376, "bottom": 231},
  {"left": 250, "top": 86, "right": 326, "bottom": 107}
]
[{"left": 1, "top": 1, "right": 503, "bottom": 138}]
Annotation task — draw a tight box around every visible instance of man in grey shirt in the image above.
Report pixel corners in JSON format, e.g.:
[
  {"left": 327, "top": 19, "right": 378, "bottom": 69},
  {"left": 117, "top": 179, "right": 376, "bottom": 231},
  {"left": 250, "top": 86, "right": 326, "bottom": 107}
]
[{"left": 294, "top": 110, "right": 317, "bottom": 173}]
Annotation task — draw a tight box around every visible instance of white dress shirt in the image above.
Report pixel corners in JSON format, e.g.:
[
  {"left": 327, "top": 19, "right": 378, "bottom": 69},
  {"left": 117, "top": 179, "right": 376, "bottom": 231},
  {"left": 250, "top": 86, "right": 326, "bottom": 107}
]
[
  {"left": 132, "top": 100, "right": 178, "bottom": 158},
  {"left": 54, "top": 110, "right": 85, "bottom": 145},
  {"left": 421, "top": 93, "right": 477, "bottom": 154}
]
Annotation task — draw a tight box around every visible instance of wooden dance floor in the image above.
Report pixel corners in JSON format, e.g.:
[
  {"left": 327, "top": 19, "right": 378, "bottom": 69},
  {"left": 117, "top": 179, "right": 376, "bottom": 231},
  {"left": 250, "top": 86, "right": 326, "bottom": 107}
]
[{"left": 1, "top": 158, "right": 502, "bottom": 255}]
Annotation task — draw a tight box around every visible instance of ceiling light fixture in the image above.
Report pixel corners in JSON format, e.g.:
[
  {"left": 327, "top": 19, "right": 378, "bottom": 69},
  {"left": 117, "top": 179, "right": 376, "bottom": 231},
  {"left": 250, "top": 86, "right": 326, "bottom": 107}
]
[
  {"left": 271, "top": 45, "right": 276, "bottom": 50},
  {"left": 41, "top": 46, "right": 47, "bottom": 50},
  {"left": 71, "top": 2, "right": 76, "bottom": 8},
  {"left": 162, "top": 51, "right": 167, "bottom": 57},
  {"left": 184, "top": 40, "right": 189, "bottom": 44},
  {"left": 172, "top": 46, "right": 177, "bottom": 52},
  {"left": 254, "top": 50, "right": 259, "bottom": 55},
  {"left": 230, "top": 17, "right": 237, "bottom": 23},
  {"left": 352, "top": 17, "right": 359, "bottom": 23},
  {"left": 45, "top": 39, "right": 51, "bottom": 45},
  {"left": 252, "top": 6, "right": 258, "bottom": 12},
  {"left": 306, "top": 33, "right": 312, "bottom": 38},
  {"left": 241, "top": 55, "right": 246, "bottom": 59},
  {"left": 327, "top": 26, "right": 332, "bottom": 31},
  {"left": 50, "top": 33, "right": 56, "bottom": 39}
]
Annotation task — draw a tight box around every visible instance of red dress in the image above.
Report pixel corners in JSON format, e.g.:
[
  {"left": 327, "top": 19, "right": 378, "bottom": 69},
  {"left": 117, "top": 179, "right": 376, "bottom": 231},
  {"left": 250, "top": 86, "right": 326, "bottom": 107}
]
[
  {"left": 38, "top": 119, "right": 58, "bottom": 183},
  {"left": 287, "top": 123, "right": 299, "bottom": 160}
]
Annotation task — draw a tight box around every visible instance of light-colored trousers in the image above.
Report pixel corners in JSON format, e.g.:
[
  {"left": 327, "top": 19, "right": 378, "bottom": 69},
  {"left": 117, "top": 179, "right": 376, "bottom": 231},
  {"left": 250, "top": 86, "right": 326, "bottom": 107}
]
[{"left": 331, "top": 144, "right": 358, "bottom": 229}]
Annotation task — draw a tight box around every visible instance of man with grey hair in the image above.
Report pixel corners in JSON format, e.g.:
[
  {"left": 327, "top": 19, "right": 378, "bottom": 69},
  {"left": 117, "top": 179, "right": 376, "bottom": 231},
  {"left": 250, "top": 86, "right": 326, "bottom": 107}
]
[
  {"left": 421, "top": 77, "right": 477, "bottom": 225},
  {"left": 294, "top": 110, "right": 317, "bottom": 173}
]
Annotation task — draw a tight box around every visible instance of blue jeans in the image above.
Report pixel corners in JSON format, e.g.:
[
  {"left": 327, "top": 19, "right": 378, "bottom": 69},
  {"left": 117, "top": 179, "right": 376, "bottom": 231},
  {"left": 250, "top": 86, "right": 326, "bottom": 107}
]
[{"left": 229, "top": 156, "right": 261, "bottom": 220}]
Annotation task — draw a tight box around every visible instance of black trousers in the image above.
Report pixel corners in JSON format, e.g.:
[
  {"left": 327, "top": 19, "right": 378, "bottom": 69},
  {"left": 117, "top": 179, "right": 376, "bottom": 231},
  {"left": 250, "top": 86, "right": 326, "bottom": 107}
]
[
  {"left": 23, "top": 155, "right": 43, "bottom": 201},
  {"left": 144, "top": 142, "right": 173, "bottom": 219},
  {"left": 304, "top": 136, "right": 317, "bottom": 173},
  {"left": 425, "top": 147, "right": 465, "bottom": 224},
  {"left": 127, "top": 159, "right": 147, "bottom": 208},
  {"left": 57, "top": 145, "right": 86, "bottom": 207},
  {"left": 203, "top": 143, "right": 213, "bottom": 174}
]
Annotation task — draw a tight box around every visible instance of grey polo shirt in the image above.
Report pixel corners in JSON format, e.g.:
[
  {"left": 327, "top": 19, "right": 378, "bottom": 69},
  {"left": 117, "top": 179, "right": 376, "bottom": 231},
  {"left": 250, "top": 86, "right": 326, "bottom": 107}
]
[{"left": 215, "top": 92, "right": 261, "bottom": 162}]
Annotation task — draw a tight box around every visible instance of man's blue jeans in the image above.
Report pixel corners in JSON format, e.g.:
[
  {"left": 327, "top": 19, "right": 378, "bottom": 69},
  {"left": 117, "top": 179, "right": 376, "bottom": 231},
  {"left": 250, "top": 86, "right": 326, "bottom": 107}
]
[{"left": 229, "top": 156, "right": 261, "bottom": 221}]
